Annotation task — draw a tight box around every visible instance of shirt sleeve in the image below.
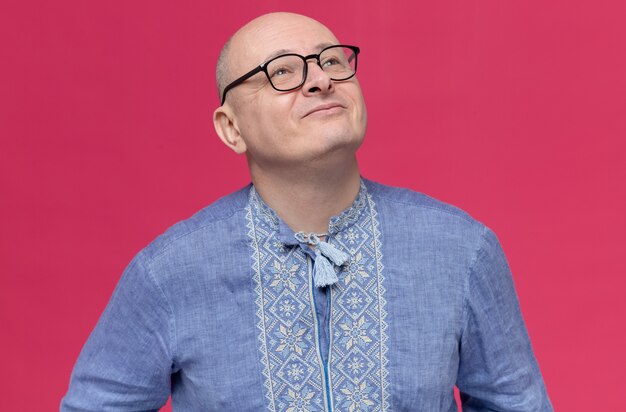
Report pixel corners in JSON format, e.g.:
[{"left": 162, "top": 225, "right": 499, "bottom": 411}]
[
  {"left": 456, "top": 226, "right": 553, "bottom": 412},
  {"left": 60, "top": 253, "right": 174, "bottom": 411}
]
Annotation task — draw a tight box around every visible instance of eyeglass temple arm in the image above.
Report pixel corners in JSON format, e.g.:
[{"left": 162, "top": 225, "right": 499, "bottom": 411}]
[{"left": 221, "top": 65, "right": 265, "bottom": 105}]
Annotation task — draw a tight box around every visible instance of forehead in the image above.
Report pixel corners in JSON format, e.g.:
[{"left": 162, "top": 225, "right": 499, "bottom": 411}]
[{"left": 231, "top": 15, "right": 340, "bottom": 68}]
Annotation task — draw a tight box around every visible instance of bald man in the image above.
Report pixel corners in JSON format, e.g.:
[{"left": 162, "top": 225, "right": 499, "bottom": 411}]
[{"left": 62, "top": 13, "right": 552, "bottom": 412}]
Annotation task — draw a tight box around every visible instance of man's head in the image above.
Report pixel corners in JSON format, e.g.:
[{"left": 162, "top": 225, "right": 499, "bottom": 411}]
[{"left": 213, "top": 13, "right": 367, "bottom": 171}]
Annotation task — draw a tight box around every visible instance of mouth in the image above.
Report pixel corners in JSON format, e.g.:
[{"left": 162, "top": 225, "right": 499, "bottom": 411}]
[{"left": 303, "top": 103, "right": 346, "bottom": 118}]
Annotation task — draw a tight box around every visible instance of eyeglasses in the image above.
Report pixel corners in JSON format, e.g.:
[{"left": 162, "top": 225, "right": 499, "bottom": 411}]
[{"left": 220, "top": 44, "right": 360, "bottom": 105}]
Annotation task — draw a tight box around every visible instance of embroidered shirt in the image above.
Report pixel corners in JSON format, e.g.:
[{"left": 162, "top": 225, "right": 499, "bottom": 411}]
[{"left": 62, "top": 178, "right": 553, "bottom": 411}]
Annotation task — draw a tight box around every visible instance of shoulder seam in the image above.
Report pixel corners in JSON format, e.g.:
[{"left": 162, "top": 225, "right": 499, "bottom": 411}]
[
  {"left": 459, "top": 224, "right": 489, "bottom": 339},
  {"left": 137, "top": 255, "right": 178, "bottom": 365},
  {"left": 148, "top": 204, "right": 247, "bottom": 262},
  {"left": 371, "top": 191, "right": 478, "bottom": 225}
]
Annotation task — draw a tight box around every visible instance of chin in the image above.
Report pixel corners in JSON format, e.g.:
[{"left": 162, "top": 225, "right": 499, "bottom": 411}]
[{"left": 308, "top": 130, "right": 363, "bottom": 158}]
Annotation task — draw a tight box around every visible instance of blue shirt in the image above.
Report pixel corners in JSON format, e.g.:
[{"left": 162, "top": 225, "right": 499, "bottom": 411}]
[{"left": 62, "top": 178, "right": 552, "bottom": 411}]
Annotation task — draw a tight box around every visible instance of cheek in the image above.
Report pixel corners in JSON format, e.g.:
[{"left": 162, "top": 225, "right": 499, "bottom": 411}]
[
  {"left": 265, "top": 96, "right": 299, "bottom": 130},
  {"left": 343, "top": 83, "right": 366, "bottom": 117},
  {"left": 351, "top": 95, "right": 368, "bottom": 131},
  {"left": 238, "top": 99, "right": 298, "bottom": 149},
  {"left": 359, "top": 101, "right": 368, "bottom": 128}
]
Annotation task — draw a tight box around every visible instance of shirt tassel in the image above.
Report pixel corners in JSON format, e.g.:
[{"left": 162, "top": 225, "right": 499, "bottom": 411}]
[
  {"left": 313, "top": 241, "right": 349, "bottom": 288},
  {"left": 313, "top": 249, "right": 340, "bottom": 287},
  {"left": 317, "top": 241, "right": 349, "bottom": 266},
  {"left": 295, "top": 231, "right": 349, "bottom": 288}
]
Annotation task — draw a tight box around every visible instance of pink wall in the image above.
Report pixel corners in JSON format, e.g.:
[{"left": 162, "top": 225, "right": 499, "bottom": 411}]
[{"left": 2, "top": 1, "right": 625, "bottom": 410}]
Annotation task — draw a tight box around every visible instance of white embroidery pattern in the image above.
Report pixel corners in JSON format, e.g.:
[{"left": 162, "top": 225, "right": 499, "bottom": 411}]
[
  {"left": 332, "top": 191, "right": 389, "bottom": 411},
  {"left": 247, "top": 203, "right": 324, "bottom": 411},
  {"left": 247, "top": 182, "right": 389, "bottom": 411}
]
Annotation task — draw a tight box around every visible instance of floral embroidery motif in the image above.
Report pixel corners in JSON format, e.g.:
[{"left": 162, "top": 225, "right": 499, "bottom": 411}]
[
  {"left": 270, "top": 260, "right": 301, "bottom": 292},
  {"left": 346, "top": 355, "right": 365, "bottom": 375},
  {"left": 345, "top": 291, "right": 363, "bottom": 310},
  {"left": 279, "top": 299, "right": 297, "bottom": 318},
  {"left": 285, "top": 389, "right": 315, "bottom": 412},
  {"left": 339, "top": 382, "right": 375, "bottom": 412},
  {"left": 247, "top": 180, "right": 389, "bottom": 411},
  {"left": 344, "top": 251, "right": 370, "bottom": 284},
  {"left": 277, "top": 324, "right": 307, "bottom": 356},
  {"left": 343, "top": 227, "right": 361, "bottom": 245},
  {"left": 286, "top": 363, "right": 306, "bottom": 381},
  {"left": 338, "top": 316, "right": 373, "bottom": 350}
]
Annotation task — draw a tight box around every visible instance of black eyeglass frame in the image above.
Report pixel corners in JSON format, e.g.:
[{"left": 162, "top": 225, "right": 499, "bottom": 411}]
[{"left": 220, "top": 44, "right": 360, "bottom": 105}]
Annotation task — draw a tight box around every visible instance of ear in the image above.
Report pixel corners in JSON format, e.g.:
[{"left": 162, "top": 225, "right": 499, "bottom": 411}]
[{"left": 213, "top": 105, "right": 247, "bottom": 154}]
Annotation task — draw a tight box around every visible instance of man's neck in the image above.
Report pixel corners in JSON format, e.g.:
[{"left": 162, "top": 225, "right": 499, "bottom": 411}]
[{"left": 250, "top": 155, "right": 362, "bottom": 236}]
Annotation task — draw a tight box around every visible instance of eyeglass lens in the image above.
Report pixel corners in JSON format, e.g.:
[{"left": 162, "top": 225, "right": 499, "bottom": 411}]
[{"left": 266, "top": 46, "right": 357, "bottom": 91}]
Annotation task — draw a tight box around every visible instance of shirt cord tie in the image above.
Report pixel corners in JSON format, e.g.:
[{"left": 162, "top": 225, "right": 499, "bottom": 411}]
[{"left": 294, "top": 231, "right": 349, "bottom": 288}]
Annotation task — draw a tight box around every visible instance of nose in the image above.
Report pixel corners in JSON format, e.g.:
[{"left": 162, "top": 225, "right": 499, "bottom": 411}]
[{"left": 301, "top": 58, "right": 334, "bottom": 96}]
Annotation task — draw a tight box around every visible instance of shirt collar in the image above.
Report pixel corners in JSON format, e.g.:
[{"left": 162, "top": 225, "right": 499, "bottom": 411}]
[{"left": 248, "top": 178, "right": 369, "bottom": 246}]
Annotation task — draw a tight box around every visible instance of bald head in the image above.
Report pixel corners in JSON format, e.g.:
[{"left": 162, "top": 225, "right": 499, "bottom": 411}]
[
  {"left": 212, "top": 11, "right": 366, "bottom": 168},
  {"left": 215, "top": 13, "right": 339, "bottom": 102},
  {"left": 216, "top": 37, "right": 233, "bottom": 100}
]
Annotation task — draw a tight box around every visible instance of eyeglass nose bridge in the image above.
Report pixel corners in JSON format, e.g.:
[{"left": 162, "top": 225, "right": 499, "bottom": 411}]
[{"left": 299, "top": 52, "right": 329, "bottom": 86}]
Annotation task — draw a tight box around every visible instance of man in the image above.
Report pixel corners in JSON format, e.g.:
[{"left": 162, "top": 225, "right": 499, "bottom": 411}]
[{"left": 62, "top": 12, "right": 553, "bottom": 411}]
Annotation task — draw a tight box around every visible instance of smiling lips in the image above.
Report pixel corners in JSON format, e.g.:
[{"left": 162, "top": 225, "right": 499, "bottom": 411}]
[{"left": 303, "top": 102, "right": 345, "bottom": 118}]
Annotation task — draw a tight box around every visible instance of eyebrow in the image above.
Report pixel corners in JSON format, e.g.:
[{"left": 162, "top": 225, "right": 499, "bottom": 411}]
[{"left": 262, "top": 42, "right": 336, "bottom": 64}]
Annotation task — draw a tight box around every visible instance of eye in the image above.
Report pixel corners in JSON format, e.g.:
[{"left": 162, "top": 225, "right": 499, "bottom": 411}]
[
  {"left": 322, "top": 58, "right": 341, "bottom": 68},
  {"left": 270, "top": 66, "right": 293, "bottom": 78},
  {"left": 272, "top": 67, "right": 289, "bottom": 77}
]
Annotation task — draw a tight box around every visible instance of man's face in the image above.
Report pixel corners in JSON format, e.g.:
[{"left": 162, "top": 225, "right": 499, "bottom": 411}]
[{"left": 217, "top": 13, "right": 367, "bottom": 169}]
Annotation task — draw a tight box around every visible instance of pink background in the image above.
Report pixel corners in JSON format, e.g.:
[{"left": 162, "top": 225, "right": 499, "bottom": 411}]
[{"left": 2, "top": 1, "right": 625, "bottom": 410}]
